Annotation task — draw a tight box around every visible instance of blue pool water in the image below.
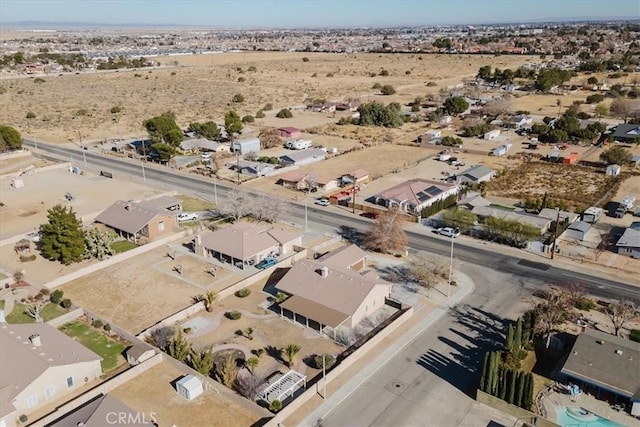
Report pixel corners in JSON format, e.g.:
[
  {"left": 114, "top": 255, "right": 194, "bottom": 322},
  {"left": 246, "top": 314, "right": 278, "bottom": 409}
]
[{"left": 556, "top": 406, "right": 624, "bottom": 427}]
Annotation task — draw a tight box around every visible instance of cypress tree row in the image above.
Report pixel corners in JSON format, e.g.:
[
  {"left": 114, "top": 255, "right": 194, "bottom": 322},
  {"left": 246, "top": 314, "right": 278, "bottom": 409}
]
[
  {"left": 506, "top": 324, "right": 515, "bottom": 352},
  {"left": 515, "top": 371, "right": 525, "bottom": 407},
  {"left": 480, "top": 352, "right": 490, "bottom": 392},
  {"left": 524, "top": 372, "right": 535, "bottom": 410},
  {"left": 498, "top": 366, "right": 508, "bottom": 400},
  {"left": 507, "top": 368, "right": 517, "bottom": 404},
  {"left": 514, "top": 318, "right": 523, "bottom": 351}
]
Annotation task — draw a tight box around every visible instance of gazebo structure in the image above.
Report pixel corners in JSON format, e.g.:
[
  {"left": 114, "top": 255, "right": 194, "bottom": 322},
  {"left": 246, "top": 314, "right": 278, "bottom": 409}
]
[{"left": 258, "top": 370, "right": 307, "bottom": 403}]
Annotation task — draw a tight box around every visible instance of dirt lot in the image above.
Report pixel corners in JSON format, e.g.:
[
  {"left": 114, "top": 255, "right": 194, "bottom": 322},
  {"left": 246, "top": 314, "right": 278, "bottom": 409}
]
[
  {"left": 59, "top": 238, "right": 228, "bottom": 334},
  {"left": 111, "top": 360, "right": 264, "bottom": 427},
  {"left": 0, "top": 165, "right": 161, "bottom": 240},
  {"left": 0, "top": 52, "right": 534, "bottom": 143}
]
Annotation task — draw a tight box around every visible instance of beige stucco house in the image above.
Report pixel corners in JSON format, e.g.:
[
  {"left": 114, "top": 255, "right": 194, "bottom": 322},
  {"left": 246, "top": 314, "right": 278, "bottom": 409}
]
[
  {"left": 276, "top": 244, "right": 391, "bottom": 332},
  {"left": 0, "top": 323, "right": 102, "bottom": 427}
]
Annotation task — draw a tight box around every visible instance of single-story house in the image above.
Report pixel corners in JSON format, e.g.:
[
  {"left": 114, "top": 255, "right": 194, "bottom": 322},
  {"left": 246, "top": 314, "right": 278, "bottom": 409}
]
[
  {"left": 180, "top": 138, "right": 229, "bottom": 153},
  {"left": 276, "top": 170, "right": 311, "bottom": 190},
  {"left": 193, "top": 222, "right": 304, "bottom": 269},
  {"left": 279, "top": 148, "right": 326, "bottom": 166},
  {"left": 370, "top": 179, "right": 460, "bottom": 215},
  {"left": 471, "top": 205, "right": 552, "bottom": 234},
  {"left": 491, "top": 144, "right": 510, "bottom": 156},
  {"left": 95, "top": 198, "right": 180, "bottom": 243},
  {"left": 563, "top": 152, "right": 579, "bottom": 165},
  {"left": 615, "top": 227, "right": 640, "bottom": 258},
  {"left": 276, "top": 245, "right": 391, "bottom": 332},
  {"left": 456, "top": 191, "right": 490, "bottom": 210},
  {"left": 511, "top": 114, "right": 533, "bottom": 129},
  {"left": 560, "top": 328, "right": 640, "bottom": 415},
  {"left": 606, "top": 164, "right": 622, "bottom": 176},
  {"left": 47, "top": 394, "right": 152, "bottom": 427},
  {"left": 231, "top": 137, "right": 261, "bottom": 155},
  {"left": 484, "top": 129, "right": 501, "bottom": 140},
  {"left": 418, "top": 129, "right": 442, "bottom": 144},
  {"left": 126, "top": 344, "right": 156, "bottom": 366},
  {"left": 455, "top": 164, "right": 496, "bottom": 185},
  {"left": 611, "top": 124, "right": 640, "bottom": 143},
  {"left": 317, "top": 243, "right": 367, "bottom": 271},
  {"left": 136, "top": 195, "right": 182, "bottom": 212},
  {"left": 277, "top": 127, "right": 302, "bottom": 139},
  {"left": 0, "top": 323, "right": 102, "bottom": 427},
  {"left": 341, "top": 169, "right": 370, "bottom": 186},
  {"left": 228, "top": 160, "right": 275, "bottom": 177},
  {"left": 564, "top": 220, "right": 591, "bottom": 241},
  {"left": 316, "top": 176, "right": 339, "bottom": 192}
]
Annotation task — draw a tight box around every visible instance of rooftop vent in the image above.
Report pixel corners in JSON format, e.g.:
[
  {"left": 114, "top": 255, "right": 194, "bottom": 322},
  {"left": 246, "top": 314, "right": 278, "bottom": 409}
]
[
  {"left": 29, "top": 334, "right": 41, "bottom": 347},
  {"left": 615, "top": 350, "right": 623, "bottom": 355},
  {"left": 318, "top": 266, "right": 329, "bottom": 278}
]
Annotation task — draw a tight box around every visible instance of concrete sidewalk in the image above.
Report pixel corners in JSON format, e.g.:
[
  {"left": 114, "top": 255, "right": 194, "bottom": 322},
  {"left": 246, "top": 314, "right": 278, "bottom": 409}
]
[{"left": 297, "top": 270, "right": 476, "bottom": 427}]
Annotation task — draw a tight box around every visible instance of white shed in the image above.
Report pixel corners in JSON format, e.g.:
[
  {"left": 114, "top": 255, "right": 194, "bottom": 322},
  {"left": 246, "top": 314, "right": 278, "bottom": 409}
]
[
  {"left": 176, "top": 375, "right": 204, "bottom": 401},
  {"left": 126, "top": 344, "right": 155, "bottom": 366},
  {"left": 606, "top": 164, "right": 621, "bottom": 176},
  {"left": 484, "top": 129, "right": 501, "bottom": 140}
]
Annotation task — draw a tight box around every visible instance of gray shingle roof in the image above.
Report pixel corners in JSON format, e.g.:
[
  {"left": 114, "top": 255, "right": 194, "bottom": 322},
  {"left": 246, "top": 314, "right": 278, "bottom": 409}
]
[
  {"left": 617, "top": 227, "right": 640, "bottom": 249},
  {"left": 561, "top": 328, "right": 640, "bottom": 398},
  {"left": 95, "top": 200, "right": 159, "bottom": 235},
  {"left": 459, "top": 164, "right": 496, "bottom": 182}
]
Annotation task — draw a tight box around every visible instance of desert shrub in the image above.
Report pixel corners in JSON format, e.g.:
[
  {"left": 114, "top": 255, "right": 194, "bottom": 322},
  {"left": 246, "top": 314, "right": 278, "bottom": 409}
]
[
  {"left": 379, "top": 69, "right": 389, "bottom": 76},
  {"left": 372, "top": 82, "right": 382, "bottom": 89},
  {"left": 326, "top": 72, "right": 334, "bottom": 77},
  {"left": 255, "top": 110, "right": 265, "bottom": 118},
  {"left": 248, "top": 66, "right": 257, "bottom": 72},
  {"left": 91, "top": 319, "right": 104, "bottom": 328},
  {"left": 183, "top": 327, "right": 192, "bottom": 334},
  {"left": 237, "top": 77, "right": 246, "bottom": 83},
  {"left": 263, "top": 103, "right": 273, "bottom": 111},
  {"left": 269, "top": 399, "right": 282, "bottom": 412},
  {"left": 33, "top": 78, "right": 45, "bottom": 83},
  {"left": 170, "top": 71, "right": 176, "bottom": 75},
  {"left": 60, "top": 299, "right": 72, "bottom": 309},
  {"left": 302, "top": 57, "right": 309, "bottom": 62},
  {"left": 50, "top": 289, "right": 64, "bottom": 304},
  {"left": 26, "top": 111, "right": 36, "bottom": 119},
  {"left": 110, "top": 106, "right": 122, "bottom": 114},
  {"left": 242, "top": 115, "right": 254, "bottom": 123},
  {"left": 235, "top": 289, "right": 251, "bottom": 298},
  {"left": 405, "top": 70, "right": 411, "bottom": 75},
  {"left": 103, "top": 323, "right": 111, "bottom": 331},
  {"left": 426, "top": 81, "right": 437, "bottom": 86},
  {"left": 630, "top": 330, "right": 640, "bottom": 343},
  {"left": 232, "top": 93, "right": 245, "bottom": 103},
  {"left": 0, "top": 85, "right": 6, "bottom": 94},
  {"left": 19, "top": 415, "right": 27, "bottom": 423},
  {"left": 380, "top": 85, "right": 396, "bottom": 95},
  {"left": 226, "top": 310, "right": 242, "bottom": 320},
  {"left": 276, "top": 108, "right": 293, "bottom": 118},
  {"left": 19, "top": 254, "right": 36, "bottom": 262},
  {"left": 314, "top": 354, "right": 336, "bottom": 369}
]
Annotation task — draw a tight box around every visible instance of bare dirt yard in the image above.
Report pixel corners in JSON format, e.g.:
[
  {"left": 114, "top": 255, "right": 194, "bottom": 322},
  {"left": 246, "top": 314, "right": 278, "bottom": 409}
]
[
  {"left": 0, "top": 52, "right": 534, "bottom": 143},
  {"left": 0, "top": 165, "right": 161, "bottom": 240},
  {"left": 111, "top": 360, "right": 265, "bottom": 427}
]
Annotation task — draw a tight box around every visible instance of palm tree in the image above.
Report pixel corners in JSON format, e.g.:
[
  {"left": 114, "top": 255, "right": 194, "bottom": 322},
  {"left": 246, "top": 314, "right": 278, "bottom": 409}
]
[
  {"left": 205, "top": 291, "right": 217, "bottom": 312},
  {"left": 281, "top": 343, "right": 301, "bottom": 368}
]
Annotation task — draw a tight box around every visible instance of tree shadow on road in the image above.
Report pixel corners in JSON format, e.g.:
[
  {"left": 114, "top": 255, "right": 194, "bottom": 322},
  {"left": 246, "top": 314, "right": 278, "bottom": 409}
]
[{"left": 416, "top": 303, "right": 508, "bottom": 396}]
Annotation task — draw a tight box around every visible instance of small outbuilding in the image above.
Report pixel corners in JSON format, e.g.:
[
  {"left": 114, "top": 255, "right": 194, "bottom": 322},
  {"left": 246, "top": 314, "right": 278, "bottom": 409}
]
[
  {"left": 484, "top": 129, "right": 501, "bottom": 140},
  {"left": 606, "top": 164, "right": 621, "bottom": 176},
  {"left": 563, "top": 152, "right": 579, "bottom": 165},
  {"left": 176, "top": 375, "right": 203, "bottom": 401},
  {"left": 232, "top": 137, "right": 261, "bottom": 155},
  {"left": 126, "top": 344, "right": 155, "bottom": 366},
  {"left": 564, "top": 221, "right": 591, "bottom": 241}
]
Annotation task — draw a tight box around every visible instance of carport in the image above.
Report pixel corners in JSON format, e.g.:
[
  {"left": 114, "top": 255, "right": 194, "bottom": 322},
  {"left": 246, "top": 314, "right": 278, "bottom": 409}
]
[{"left": 279, "top": 295, "right": 351, "bottom": 339}]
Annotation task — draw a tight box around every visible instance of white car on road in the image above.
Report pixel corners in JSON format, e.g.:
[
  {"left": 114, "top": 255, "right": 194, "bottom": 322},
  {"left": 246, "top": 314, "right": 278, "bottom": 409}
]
[
  {"left": 315, "top": 198, "right": 330, "bottom": 206},
  {"left": 437, "top": 227, "right": 460, "bottom": 238},
  {"left": 177, "top": 212, "right": 199, "bottom": 222}
]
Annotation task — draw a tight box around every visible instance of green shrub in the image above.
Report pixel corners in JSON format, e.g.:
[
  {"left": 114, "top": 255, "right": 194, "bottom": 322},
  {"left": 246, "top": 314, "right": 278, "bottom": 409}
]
[
  {"left": 91, "top": 319, "right": 104, "bottom": 328},
  {"left": 314, "top": 354, "right": 336, "bottom": 369},
  {"left": 276, "top": 108, "right": 293, "bottom": 118},
  {"left": 19, "top": 414, "right": 27, "bottom": 423},
  {"left": 275, "top": 292, "right": 288, "bottom": 303},
  {"left": 226, "top": 310, "right": 242, "bottom": 320},
  {"left": 232, "top": 93, "right": 245, "bottom": 103},
  {"left": 269, "top": 399, "right": 282, "bottom": 412},
  {"left": 103, "top": 323, "right": 111, "bottom": 331},
  {"left": 235, "top": 289, "right": 251, "bottom": 298},
  {"left": 19, "top": 254, "right": 36, "bottom": 262},
  {"left": 241, "top": 115, "right": 254, "bottom": 123},
  {"left": 60, "top": 299, "right": 72, "bottom": 309},
  {"left": 183, "top": 327, "right": 192, "bottom": 334},
  {"left": 630, "top": 329, "right": 640, "bottom": 343},
  {"left": 50, "top": 289, "right": 64, "bottom": 304},
  {"left": 33, "top": 78, "right": 45, "bottom": 84},
  {"left": 575, "top": 298, "right": 596, "bottom": 311},
  {"left": 255, "top": 110, "right": 265, "bottom": 118},
  {"left": 26, "top": 111, "right": 36, "bottom": 119},
  {"left": 302, "top": 57, "right": 309, "bottom": 62}
]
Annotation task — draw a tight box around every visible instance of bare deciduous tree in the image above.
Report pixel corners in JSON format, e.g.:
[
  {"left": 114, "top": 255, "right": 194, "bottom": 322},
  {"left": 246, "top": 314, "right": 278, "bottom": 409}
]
[
  {"left": 219, "top": 191, "right": 251, "bottom": 221},
  {"left": 258, "top": 128, "right": 282, "bottom": 149},
  {"left": 533, "top": 287, "right": 571, "bottom": 348},
  {"left": 365, "top": 207, "right": 407, "bottom": 254},
  {"left": 482, "top": 97, "right": 513, "bottom": 117},
  {"left": 251, "top": 194, "right": 286, "bottom": 223},
  {"left": 23, "top": 294, "right": 46, "bottom": 323},
  {"left": 406, "top": 253, "right": 447, "bottom": 289},
  {"left": 564, "top": 283, "right": 586, "bottom": 306},
  {"left": 146, "top": 326, "right": 175, "bottom": 350},
  {"left": 605, "top": 299, "right": 638, "bottom": 337},
  {"left": 610, "top": 99, "right": 640, "bottom": 123},
  {"left": 235, "top": 370, "right": 264, "bottom": 400}
]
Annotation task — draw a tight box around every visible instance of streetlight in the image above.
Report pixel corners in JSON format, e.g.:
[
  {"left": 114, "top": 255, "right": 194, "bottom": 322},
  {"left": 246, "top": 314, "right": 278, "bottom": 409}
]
[
  {"left": 550, "top": 207, "right": 560, "bottom": 260},
  {"left": 213, "top": 174, "right": 218, "bottom": 204},
  {"left": 448, "top": 233, "right": 455, "bottom": 298}
]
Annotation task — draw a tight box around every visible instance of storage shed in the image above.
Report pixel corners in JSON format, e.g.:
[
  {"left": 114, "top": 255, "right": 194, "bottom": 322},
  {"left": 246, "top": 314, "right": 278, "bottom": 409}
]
[
  {"left": 484, "top": 129, "right": 501, "bottom": 140},
  {"left": 564, "top": 221, "right": 591, "bottom": 241},
  {"left": 606, "top": 164, "right": 621, "bottom": 177},
  {"left": 563, "top": 152, "right": 579, "bottom": 165},
  {"left": 232, "top": 137, "right": 261, "bottom": 155},
  {"left": 176, "top": 375, "right": 203, "bottom": 401}
]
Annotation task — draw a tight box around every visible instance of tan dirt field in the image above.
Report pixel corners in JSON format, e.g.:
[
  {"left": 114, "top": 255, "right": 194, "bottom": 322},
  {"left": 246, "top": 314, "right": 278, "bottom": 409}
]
[
  {"left": 0, "top": 52, "right": 535, "bottom": 143},
  {"left": 0, "top": 165, "right": 161, "bottom": 240},
  {"left": 111, "top": 360, "right": 263, "bottom": 427}
]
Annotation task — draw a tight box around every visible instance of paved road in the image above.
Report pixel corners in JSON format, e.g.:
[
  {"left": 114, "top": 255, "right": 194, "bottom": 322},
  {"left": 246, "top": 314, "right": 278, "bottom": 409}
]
[
  {"left": 25, "top": 139, "right": 638, "bottom": 302},
  {"left": 315, "top": 263, "right": 535, "bottom": 427}
]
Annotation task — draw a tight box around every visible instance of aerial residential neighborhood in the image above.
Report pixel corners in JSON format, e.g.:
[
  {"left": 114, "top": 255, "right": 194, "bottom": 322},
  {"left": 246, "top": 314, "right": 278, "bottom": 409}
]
[{"left": 0, "top": 2, "right": 639, "bottom": 427}]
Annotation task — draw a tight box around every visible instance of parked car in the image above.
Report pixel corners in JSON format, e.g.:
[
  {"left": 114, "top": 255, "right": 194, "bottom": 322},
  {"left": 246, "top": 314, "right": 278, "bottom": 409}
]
[
  {"left": 255, "top": 257, "right": 277, "bottom": 269},
  {"left": 177, "top": 212, "right": 199, "bottom": 222},
  {"left": 437, "top": 227, "right": 460, "bottom": 238},
  {"left": 315, "top": 198, "right": 330, "bottom": 206},
  {"left": 360, "top": 212, "right": 379, "bottom": 219}
]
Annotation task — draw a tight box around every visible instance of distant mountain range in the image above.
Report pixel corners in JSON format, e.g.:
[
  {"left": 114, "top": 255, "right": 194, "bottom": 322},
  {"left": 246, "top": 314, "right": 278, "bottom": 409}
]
[{"left": 1, "top": 18, "right": 637, "bottom": 30}]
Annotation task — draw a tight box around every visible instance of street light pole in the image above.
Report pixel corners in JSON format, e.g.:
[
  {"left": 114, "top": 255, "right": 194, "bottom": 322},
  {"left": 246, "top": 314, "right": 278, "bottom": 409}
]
[
  {"left": 550, "top": 209, "right": 559, "bottom": 259},
  {"left": 448, "top": 234, "right": 454, "bottom": 298},
  {"left": 213, "top": 174, "right": 218, "bottom": 204}
]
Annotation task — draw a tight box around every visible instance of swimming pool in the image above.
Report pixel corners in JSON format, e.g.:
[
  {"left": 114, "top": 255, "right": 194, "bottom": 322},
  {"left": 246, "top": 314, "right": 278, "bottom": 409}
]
[{"left": 556, "top": 406, "right": 624, "bottom": 427}]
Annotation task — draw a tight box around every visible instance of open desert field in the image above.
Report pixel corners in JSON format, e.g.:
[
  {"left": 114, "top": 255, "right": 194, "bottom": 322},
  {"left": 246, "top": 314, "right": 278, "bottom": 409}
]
[{"left": 0, "top": 52, "right": 535, "bottom": 143}]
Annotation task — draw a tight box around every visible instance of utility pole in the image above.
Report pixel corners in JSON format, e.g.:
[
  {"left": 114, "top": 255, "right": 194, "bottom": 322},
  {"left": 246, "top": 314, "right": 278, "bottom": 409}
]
[
  {"left": 352, "top": 185, "right": 357, "bottom": 214},
  {"left": 448, "top": 234, "right": 454, "bottom": 298},
  {"left": 78, "top": 130, "right": 87, "bottom": 167},
  {"left": 213, "top": 174, "right": 218, "bottom": 204},
  {"left": 236, "top": 151, "right": 240, "bottom": 186},
  {"left": 550, "top": 207, "right": 560, "bottom": 260}
]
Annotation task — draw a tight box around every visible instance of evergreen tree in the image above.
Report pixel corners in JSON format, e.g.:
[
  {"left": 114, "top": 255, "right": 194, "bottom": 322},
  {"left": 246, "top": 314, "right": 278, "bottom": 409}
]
[
  {"left": 190, "top": 346, "right": 215, "bottom": 376},
  {"left": 507, "top": 369, "right": 517, "bottom": 404},
  {"left": 515, "top": 371, "right": 525, "bottom": 407},
  {"left": 498, "top": 366, "right": 508, "bottom": 400},
  {"left": 515, "top": 318, "right": 523, "bottom": 351},
  {"left": 505, "top": 324, "right": 514, "bottom": 352},
  {"left": 224, "top": 110, "right": 243, "bottom": 140},
  {"left": 490, "top": 352, "right": 500, "bottom": 396},
  {"left": 168, "top": 331, "right": 191, "bottom": 362},
  {"left": 39, "top": 204, "right": 85, "bottom": 265},
  {"left": 524, "top": 373, "right": 535, "bottom": 410},
  {"left": 480, "top": 352, "right": 490, "bottom": 392}
]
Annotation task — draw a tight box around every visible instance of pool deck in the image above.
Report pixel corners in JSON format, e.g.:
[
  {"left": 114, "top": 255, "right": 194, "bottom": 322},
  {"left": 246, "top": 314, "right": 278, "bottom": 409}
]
[{"left": 543, "top": 390, "right": 640, "bottom": 427}]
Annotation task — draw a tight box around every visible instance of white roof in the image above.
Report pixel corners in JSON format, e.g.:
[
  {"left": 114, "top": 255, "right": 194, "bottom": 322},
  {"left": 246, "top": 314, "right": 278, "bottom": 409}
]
[{"left": 176, "top": 374, "right": 202, "bottom": 390}]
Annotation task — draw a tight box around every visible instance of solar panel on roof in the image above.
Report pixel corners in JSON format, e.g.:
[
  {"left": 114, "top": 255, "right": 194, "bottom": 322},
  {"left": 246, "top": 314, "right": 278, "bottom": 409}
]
[
  {"left": 416, "top": 192, "right": 430, "bottom": 202},
  {"left": 425, "top": 186, "right": 443, "bottom": 197}
]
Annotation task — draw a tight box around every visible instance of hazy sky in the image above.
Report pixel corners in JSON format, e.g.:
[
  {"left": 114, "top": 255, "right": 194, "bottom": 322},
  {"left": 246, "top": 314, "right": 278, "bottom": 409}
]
[{"left": 1, "top": 0, "right": 638, "bottom": 27}]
